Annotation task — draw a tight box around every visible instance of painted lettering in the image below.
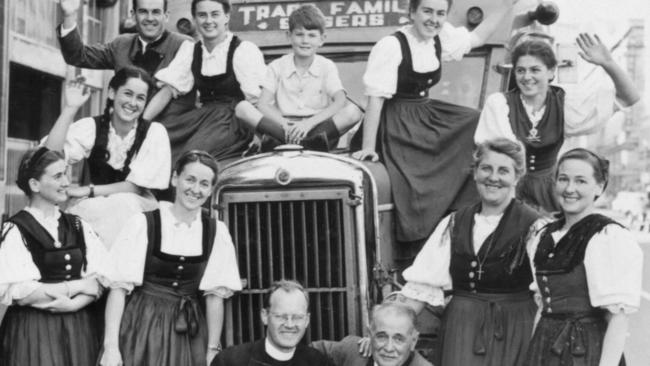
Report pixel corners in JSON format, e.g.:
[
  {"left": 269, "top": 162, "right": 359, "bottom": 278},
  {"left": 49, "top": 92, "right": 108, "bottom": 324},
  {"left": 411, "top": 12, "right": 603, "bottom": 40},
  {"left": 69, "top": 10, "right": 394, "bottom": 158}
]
[
  {"left": 256, "top": 5, "right": 270, "bottom": 21},
  {"left": 350, "top": 14, "right": 367, "bottom": 27},
  {"left": 330, "top": 2, "right": 345, "bottom": 15},
  {"left": 364, "top": 1, "right": 382, "bottom": 13},
  {"left": 270, "top": 5, "right": 286, "bottom": 18},
  {"left": 346, "top": 2, "right": 364, "bottom": 15},
  {"left": 239, "top": 6, "right": 255, "bottom": 26},
  {"left": 369, "top": 14, "right": 384, "bottom": 26}
]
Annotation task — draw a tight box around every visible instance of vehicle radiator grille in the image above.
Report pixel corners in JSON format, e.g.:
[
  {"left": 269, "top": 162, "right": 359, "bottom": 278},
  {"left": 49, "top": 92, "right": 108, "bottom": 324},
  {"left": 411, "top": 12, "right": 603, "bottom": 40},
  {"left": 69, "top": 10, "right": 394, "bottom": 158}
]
[{"left": 220, "top": 188, "right": 360, "bottom": 344}]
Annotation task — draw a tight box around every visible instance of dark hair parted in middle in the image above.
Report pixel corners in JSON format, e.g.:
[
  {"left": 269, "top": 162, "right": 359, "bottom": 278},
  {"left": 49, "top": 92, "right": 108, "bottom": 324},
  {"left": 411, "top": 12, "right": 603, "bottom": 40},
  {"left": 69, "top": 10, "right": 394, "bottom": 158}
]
[
  {"left": 191, "top": 0, "right": 231, "bottom": 16},
  {"left": 16, "top": 148, "right": 66, "bottom": 197},
  {"left": 511, "top": 39, "right": 558, "bottom": 70},
  {"left": 409, "top": 0, "right": 453, "bottom": 14},
  {"left": 472, "top": 138, "right": 527, "bottom": 178},
  {"left": 174, "top": 150, "right": 219, "bottom": 185},
  {"left": 556, "top": 148, "right": 610, "bottom": 189},
  {"left": 288, "top": 4, "right": 327, "bottom": 33}
]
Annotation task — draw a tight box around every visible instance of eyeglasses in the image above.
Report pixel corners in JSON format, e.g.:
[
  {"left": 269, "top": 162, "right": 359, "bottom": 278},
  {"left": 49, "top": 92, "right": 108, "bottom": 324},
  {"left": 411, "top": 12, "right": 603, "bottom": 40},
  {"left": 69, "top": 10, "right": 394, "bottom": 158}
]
[
  {"left": 269, "top": 312, "right": 308, "bottom": 323},
  {"left": 371, "top": 332, "right": 409, "bottom": 347}
]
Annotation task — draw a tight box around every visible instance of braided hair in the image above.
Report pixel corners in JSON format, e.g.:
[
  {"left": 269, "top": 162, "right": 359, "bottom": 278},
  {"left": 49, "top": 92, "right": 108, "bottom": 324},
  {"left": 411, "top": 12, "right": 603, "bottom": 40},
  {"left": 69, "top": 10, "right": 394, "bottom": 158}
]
[{"left": 90, "top": 66, "right": 154, "bottom": 174}]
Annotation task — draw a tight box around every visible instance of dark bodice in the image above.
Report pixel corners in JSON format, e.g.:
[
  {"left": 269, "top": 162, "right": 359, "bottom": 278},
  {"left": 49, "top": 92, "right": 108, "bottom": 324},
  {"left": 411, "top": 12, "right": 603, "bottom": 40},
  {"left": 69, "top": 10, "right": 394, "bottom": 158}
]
[
  {"left": 392, "top": 31, "right": 441, "bottom": 99},
  {"left": 534, "top": 214, "right": 619, "bottom": 315},
  {"left": 8, "top": 210, "right": 87, "bottom": 283},
  {"left": 449, "top": 200, "right": 539, "bottom": 293},
  {"left": 142, "top": 209, "right": 216, "bottom": 293},
  {"left": 87, "top": 116, "right": 150, "bottom": 185},
  {"left": 191, "top": 36, "right": 245, "bottom": 104},
  {"left": 505, "top": 86, "right": 565, "bottom": 174}
]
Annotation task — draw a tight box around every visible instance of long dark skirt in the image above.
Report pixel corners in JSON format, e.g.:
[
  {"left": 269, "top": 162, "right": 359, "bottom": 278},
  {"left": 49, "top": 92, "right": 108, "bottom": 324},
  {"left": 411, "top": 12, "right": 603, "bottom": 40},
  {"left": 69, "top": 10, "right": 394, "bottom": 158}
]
[
  {"left": 0, "top": 305, "right": 100, "bottom": 366},
  {"left": 118, "top": 282, "right": 207, "bottom": 366},
  {"left": 162, "top": 99, "right": 252, "bottom": 163},
  {"left": 525, "top": 314, "right": 625, "bottom": 366},
  {"left": 438, "top": 291, "right": 536, "bottom": 366},
  {"left": 379, "top": 97, "right": 479, "bottom": 242},
  {"left": 517, "top": 167, "right": 560, "bottom": 216}
]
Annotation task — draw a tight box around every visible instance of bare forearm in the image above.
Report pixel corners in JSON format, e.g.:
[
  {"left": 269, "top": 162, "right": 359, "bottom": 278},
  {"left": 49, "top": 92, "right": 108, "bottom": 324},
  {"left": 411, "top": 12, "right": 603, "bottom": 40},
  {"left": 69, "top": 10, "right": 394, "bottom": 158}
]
[
  {"left": 103, "top": 289, "right": 127, "bottom": 348},
  {"left": 599, "top": 312, "right": 629, "bottom": 366},
  {"left": 143, "top": 86, "right": 173, "bottom": 121},
  {"left": 69, "top": 294, "right": 95, "bottom": 311},
  {"left": 206, "top": 295, "right": 225, "bottom": 347},
  {"left": 361, "top": 96, "right": 384, "bottom": 151},
  {"left": 17, "top": 278, "right": 96, "bottom": 305},
  {"left": 257, "top": 101, "right": 287, "bottom": 125},
  {"left": 601, "top": 61, "right": 640, "bottom": 106},
  {"left": 44, "top": 106, "right": 79, "bottom": 152},
  {"left": 469, "top": 0, "right": 509, "bottom": 48}
]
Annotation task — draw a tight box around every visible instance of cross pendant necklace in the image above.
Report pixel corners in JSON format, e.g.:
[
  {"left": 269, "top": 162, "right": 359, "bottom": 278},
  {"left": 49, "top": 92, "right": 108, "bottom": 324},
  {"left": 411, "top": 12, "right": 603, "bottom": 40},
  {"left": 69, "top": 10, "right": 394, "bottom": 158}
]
[
  {"left": 475, "top": 232, "right": 497, "bottom": 282},
  {"left": 477, "top": 266, "right": 485, "bottom": 281}
]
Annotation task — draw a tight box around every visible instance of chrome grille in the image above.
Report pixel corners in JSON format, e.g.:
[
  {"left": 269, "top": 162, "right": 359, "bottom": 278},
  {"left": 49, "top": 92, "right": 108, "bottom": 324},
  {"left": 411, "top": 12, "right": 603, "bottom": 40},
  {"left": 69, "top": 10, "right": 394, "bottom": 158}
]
[{"left": 220, "top": 187, "right": 360, "bottom": 344}]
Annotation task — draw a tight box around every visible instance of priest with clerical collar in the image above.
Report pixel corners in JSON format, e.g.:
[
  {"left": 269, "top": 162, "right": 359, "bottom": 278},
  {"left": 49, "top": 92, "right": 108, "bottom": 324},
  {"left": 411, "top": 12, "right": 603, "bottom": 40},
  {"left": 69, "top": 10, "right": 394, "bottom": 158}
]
[
  {"left": 312, "top": 302, "right": 432, "bottom": 366},
  {"left": 212, "top": 280, "right": 330, "bottom": 366}
]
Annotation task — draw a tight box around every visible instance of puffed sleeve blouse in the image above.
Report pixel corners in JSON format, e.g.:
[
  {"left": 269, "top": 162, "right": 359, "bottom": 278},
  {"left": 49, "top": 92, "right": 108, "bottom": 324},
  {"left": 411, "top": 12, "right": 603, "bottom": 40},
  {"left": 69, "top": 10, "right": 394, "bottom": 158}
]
[
  {"left": 363, "top": 23, "right": 472, "bottom": 99},
  {"left": 475, "top": 75, "right": 633, "bottom": 143},
  {"left": 154, "top": 32, "right": 266, "bottom": 103},
  {"left": 526, "top": 220, "right": 643, "bottom": 314},
  {"left": 400, "top": 212, "right": 504, "bottom": 307},
  {"left": 59, "top": 118, "right": 171, "bottom": 190},
  {"left": 109, "top": 202, "right": 242, "bottom": 297},
  {"left": 0, "top": 207, "right": 114, "bottom": 305}
]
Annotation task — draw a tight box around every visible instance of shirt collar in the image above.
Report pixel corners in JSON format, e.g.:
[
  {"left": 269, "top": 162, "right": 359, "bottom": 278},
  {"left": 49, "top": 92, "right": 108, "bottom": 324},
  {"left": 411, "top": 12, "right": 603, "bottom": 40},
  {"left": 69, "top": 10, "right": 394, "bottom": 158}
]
[
  {"left": 159, "top": 201, "right": 202, "bottom": 229},
  {"left": 282, "top": 54, "right": 322, "bottom": 79},
  {"left": 264, "top": 338, "right": 296, "bottom": 361},
  {"left": 201, "top": 32, "right": 233, "bottom": 57},
  {"left": 137, "top": 30, "right": 168, "bottom": 52},
  {"left": 24, "top": 206, "right": 61, "bottom": 232},
  {"left": 108, "top": 121, "right": 138, "bottom": 142}
]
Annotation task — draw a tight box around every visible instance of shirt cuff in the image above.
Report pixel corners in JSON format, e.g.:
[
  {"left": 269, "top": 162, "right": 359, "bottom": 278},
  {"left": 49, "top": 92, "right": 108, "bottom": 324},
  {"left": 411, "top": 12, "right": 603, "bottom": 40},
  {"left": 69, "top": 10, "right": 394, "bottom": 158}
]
[
  {"left": 203, "top": 286, "right": 235, "bottom": 299},
  {"left": 400, "top": 282, "right": 445, "bottom": 307},
  {"left": 60, "top": 23, "right": 77, "bottom": 37}
]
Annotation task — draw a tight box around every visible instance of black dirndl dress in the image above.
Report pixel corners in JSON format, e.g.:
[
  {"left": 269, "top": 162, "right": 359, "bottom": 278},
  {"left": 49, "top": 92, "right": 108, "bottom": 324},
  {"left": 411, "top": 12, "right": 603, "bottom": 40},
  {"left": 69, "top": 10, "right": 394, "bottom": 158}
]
[
  {"left": 525, "top": 214, "right": 626, "bottom": 366},
  {"left": 0, "top": 211, "right": 100, "bottom": 366},
  {"left": 362, "top": 31, "right": 480, "bottom": 243},
  {"left": 438, "top": 200, "right": 539, "bottom": 366},
  {"left": 161, "top": 36, "right": 252, "bottom": 163},
  {"left": 505, "top": 86, "right": 565, "bottom": 215},
  {"left": 118, "top": 209, "right": 216, "bottom": 366}
]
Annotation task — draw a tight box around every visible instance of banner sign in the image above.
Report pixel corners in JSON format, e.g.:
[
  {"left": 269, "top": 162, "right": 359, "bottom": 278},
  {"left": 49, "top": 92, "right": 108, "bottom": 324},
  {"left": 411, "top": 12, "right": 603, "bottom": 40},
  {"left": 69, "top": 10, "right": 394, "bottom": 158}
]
[{"left": 231, "top": 1, "right": 410, "bottom": 31}]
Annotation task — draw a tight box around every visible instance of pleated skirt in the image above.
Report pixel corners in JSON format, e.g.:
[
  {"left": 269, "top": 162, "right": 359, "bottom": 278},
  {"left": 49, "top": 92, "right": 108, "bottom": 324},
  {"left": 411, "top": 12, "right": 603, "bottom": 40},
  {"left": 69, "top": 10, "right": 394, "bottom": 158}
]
[
  {"left": 438, "top": 291, "right": 537, "bottom": 366},
  {"left": 118, "top": 283, "right": 207, "bottom": 366},
  {"left": 162, "top": 99, "right": 252, "bottom": 163},
  {"left": 379, "top": 97, "right": 479, "bottom": 242},
  {"left": 0, "top": 305, "right": 100, "bottom": 366},
  {"left": 524, "top": 315, "right": 625, "bottom": 366}
]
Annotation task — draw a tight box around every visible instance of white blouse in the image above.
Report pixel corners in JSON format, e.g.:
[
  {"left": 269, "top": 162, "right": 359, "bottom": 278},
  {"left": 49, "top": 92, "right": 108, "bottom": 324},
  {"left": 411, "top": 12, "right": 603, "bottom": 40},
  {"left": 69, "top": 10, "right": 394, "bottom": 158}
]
[
  {"left": 60, "top": 117, "right": 171, "bottom": 190},
  {"left": 155, "top": 32, "right": 266, "bottom": 103},
  {"left": 475, "top": 80, "right": 629, "bottom": 143},
  {"left": 363, "top": 23, "right": 472, "bottom": 98},
  {"left": 109, "top": 202, "right": 242, "bottom": 297},
  {"left": 526, "top": 219, "right": 643, "bottom": 314},
  {"left": 401, "top": 212, "right": 507, "bottom": 307},
  {"left": 0, "top": 207, "right": 113, "bottom": 305}
]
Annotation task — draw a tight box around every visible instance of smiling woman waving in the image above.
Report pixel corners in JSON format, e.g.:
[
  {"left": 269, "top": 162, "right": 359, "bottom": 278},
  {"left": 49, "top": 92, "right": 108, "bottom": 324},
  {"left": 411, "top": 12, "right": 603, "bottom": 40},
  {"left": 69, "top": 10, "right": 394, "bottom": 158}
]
[{"left": 43, "top": 66, "right": 171, "bottom": 249}]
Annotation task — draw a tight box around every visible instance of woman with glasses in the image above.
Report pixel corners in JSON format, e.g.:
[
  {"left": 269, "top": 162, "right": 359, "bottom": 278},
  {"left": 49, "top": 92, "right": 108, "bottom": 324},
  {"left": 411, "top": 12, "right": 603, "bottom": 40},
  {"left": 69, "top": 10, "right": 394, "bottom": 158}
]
[{"left": 99, "top": 150, "right": 242, "bottom": 366}]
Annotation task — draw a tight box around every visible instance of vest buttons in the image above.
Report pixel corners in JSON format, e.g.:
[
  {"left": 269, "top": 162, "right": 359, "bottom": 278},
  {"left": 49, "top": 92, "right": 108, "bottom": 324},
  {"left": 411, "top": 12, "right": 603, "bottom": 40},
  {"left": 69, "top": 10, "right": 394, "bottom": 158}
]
[
  {"left": 427, "top": 79, "right": 433, "bottom": 84},
  {"left": 470, "top": 261, "right": 477, "bottom": 268},
  {"left": 419, "top": 91, "right": 426, "bottom": 97},
  {"left": 54, "top": 242, "right": 62, "bottom": 248},
  {"left": 178, "top": 265, "right": 184, "bottom": 271},
  {"left": 546, "top": 307, "right": 553, "bottom": 313},
  {"left": 469, "top": 272, "right": 475, "bottom": 279},
  {"left": 180, "top": 256, "right": 186, "bottom": 262},
  {"left": 544, "top": 287, "right": 550, "bottom": 293},
  {"left": 65, "top": 274, "right": 72, "bottom": 280},
  {"left": 65, "top": 264, "right": 72, "bottom": 271},
  {"left": 530, "top": 166, "right": 536, "bottom": 171},
  {"left": 172, "top": 282, "right": 179, "bottom": 287},
  {"left": 546, "top": 297, "right": 551, "bottom": 304},
  {"left": 542, "top": 276, "right": 548, "bottom": 282},
  {"left": 64, "top": 254, "right": 71, "bottom": 261},
  {"left": 548, "top": 253, "right": 555, "bottom": 259},
  {"left": 469, "top": 282, "right": 475, "bottom": 289}
]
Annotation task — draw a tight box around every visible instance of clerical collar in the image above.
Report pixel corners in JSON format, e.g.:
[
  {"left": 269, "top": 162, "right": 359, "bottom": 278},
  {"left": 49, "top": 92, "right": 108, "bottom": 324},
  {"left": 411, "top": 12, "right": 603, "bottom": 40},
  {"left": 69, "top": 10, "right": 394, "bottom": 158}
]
[{"left": 265, "top": 338, "right": 295, "bottom": 361}]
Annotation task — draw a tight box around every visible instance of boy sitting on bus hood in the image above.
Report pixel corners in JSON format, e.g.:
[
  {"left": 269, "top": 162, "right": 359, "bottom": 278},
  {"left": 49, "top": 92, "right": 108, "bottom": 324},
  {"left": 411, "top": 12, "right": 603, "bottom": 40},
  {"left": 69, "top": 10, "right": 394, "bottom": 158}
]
[{"left": 235, "top": 4, "right": 363, "bottom": 152}]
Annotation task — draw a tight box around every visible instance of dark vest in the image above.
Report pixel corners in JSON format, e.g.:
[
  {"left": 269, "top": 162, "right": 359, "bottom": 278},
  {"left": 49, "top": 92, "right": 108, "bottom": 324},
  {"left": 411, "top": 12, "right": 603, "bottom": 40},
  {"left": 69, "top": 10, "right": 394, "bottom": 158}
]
[
  {"left": 534, "top": 214, "right": 620, "bottom": 315},
  {"left": 505, "top": 86, "right": 565, "bottom": 173},
  {"left": 142, "top": 209, "right": 216, "bottom": 292},
  {"left": 8, "top": 211, "right": 87, "bottom": 283},
  {"left": 191, "top": 36, "right": 245, "bottom": 104},
  {"left": 393, "top": 31, "right": 442, "bottom": 99},
  {"left": 450, "top": 200, "right": 539, "bottom": 293},
  {"left": 86, "top": 116, "right": 151, "bottom": 185}
]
